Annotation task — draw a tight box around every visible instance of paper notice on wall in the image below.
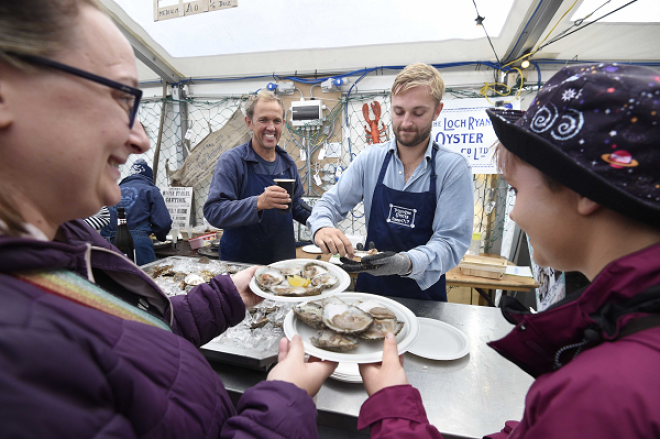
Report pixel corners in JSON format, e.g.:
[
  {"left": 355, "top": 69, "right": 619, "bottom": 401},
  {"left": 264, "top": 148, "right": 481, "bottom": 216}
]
[
  {"left": 431, "top": 98, "right": 519, "bottom": 174},
  {"left": 162, "top": 187, "right": 193, "bottom": 229}
]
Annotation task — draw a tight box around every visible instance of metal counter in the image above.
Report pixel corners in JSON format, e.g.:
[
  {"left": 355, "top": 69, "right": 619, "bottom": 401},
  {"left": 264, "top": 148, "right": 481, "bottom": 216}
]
[{"left": 210, "top": 298, "right": 534, "bottom": 439}]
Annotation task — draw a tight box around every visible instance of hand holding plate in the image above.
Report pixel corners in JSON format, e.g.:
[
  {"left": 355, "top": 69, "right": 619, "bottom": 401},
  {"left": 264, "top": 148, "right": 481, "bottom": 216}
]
[
  {"left": 359, "top": 333, "right": 409, "bottom": 396},
  {"left": 267, "top": 335, "right": 338, "bottom": 397}
]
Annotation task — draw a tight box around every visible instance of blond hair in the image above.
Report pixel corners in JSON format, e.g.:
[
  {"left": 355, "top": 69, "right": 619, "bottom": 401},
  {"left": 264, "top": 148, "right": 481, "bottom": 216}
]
[
  {"left": 244, "top": 89, "right": 285, "bottom": 120},
  {"left": 392, "top": 63, "right": 445, "bottom": 104},
  {"left": 0, "top": 0, "right": 101, "bottom": 236}
]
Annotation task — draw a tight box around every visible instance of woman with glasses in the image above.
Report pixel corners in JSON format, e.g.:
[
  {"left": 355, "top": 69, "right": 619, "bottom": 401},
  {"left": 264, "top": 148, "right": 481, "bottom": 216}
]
[{"left": 0, "top": 1, "right": 336, "bottom": 437}]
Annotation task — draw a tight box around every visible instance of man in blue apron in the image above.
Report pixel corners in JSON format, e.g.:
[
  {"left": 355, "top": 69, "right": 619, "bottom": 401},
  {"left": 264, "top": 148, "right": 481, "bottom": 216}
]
[
  {"left": 307, "top": 64, "right": 473, "bottom": 300},
  {"left": 204, "top": 90, "right": 310, "bottom": 265}
]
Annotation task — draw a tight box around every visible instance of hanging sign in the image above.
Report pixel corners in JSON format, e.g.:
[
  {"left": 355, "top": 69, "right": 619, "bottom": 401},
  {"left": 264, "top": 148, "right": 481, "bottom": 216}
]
[
  {"left": 431, "top": 98, "right": 519, "bottom": 174},
  {"left": 161, "top": 187, "right": 193, "bottom": 229}
]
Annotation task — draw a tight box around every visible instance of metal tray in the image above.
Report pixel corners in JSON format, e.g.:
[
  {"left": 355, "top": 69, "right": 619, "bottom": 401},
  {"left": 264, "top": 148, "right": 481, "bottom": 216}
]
[{"left": 141, "top": 256, "right": 279, "bottom": 371}]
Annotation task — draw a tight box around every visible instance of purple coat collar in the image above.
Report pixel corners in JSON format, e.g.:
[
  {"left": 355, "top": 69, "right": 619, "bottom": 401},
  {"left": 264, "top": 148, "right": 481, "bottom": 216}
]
[{"left": 489, "top": 241, "right": 660, "bottom": 377}]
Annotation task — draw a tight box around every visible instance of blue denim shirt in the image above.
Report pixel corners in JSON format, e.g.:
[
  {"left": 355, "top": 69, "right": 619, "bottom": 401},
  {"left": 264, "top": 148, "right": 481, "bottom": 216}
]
[{"left": 307, "top": 138, "right": 473, "bottom": 290}]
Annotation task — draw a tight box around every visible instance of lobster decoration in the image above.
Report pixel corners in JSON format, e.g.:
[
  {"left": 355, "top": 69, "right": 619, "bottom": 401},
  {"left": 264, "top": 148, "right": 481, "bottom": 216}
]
[{"left": 363, "top": 101, "right": 387, "bottom": 145}]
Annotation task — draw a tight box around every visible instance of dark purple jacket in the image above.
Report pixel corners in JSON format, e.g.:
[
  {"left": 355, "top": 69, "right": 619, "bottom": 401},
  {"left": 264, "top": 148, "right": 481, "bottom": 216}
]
[
  {"left": 359, "top": 242, "right": 660, "bottom": 439},
  {"left": 0, "top": 220, "right": 318, "bottom": 438}
]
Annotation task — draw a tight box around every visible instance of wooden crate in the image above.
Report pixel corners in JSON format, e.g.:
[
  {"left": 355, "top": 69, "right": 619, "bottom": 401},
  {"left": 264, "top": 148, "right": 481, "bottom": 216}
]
[{"left": 458, "top": 254, "right": 507, "bottom": 279}]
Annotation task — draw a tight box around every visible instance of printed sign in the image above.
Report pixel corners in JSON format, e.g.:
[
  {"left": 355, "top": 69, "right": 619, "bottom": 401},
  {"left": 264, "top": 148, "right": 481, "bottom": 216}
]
[
  {"left": 431, "top": 98, "right": 519, "bottom": 174},
  {"left": 161, "top": 187, "right": 193, "bottom": 230},
  {"left": 386, "top": 204, "right": 417, "bottom": 228}
]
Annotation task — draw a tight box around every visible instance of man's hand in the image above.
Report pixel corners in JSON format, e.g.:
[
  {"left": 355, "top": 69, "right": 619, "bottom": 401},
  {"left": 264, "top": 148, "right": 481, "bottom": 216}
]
[
  {"left": 341, "top": 252, "right": 412, "bottom": 276},
  {"left": 314, "top": 227, "right": 354, "bottom": 259},
  {"left": 267, "top": 335, "right": 337, "bottom": 397},
  {"left": 359, "top": 333, "right": 409, "bottom": 396},
  {"left": 256, "top": 185, "right": 291, "bottom": 211},
  {"left": 229, "top": 265, "right": 263, "bottom": 308}
]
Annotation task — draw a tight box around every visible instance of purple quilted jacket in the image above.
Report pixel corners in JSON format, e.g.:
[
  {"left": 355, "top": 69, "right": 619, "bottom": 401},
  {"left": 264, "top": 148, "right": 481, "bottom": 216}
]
[{"left": 0, "top": 220, "right": 318, "bottom": 438}]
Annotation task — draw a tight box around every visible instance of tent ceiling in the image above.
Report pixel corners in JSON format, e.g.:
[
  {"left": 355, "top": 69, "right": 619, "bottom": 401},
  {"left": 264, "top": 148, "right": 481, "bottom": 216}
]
[{"left": 101, "top": 0, "right": 660, "bottom": 83}]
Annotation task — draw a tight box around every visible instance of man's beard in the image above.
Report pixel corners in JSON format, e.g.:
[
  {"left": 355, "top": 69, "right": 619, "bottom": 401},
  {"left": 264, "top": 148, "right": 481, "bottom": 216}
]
[{"left": 394, "top": 123, "right": 432, "bottom": 147}]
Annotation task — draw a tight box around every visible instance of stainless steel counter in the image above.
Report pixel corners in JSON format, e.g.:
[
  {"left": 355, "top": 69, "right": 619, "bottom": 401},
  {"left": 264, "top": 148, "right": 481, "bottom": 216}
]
[{"left": 210, "top": 297, "right": 533, "bottom": 439}]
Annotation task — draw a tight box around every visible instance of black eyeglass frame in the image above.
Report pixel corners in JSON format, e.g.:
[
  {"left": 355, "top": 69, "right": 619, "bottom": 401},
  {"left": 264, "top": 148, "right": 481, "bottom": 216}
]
[{"left": 10, "top": 53, "right": 143, "bottom": 129}]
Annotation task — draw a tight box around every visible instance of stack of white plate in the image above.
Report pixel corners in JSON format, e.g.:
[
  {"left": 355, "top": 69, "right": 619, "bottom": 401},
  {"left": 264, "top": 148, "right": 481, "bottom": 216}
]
[{"left": 330, "top": 362, "right": 362, "bottom": 383}]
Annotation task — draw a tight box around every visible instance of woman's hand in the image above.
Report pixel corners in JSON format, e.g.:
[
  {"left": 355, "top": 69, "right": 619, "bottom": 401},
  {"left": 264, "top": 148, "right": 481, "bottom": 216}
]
[
  {"left": 230, "top": 265, "right": 262, "bottom": 308},
  {"left": 267, "top": 335, "right": 337, "bottom": 397},
  {"left": 359, "top": 332, "right": 409, "bottom": 396}
]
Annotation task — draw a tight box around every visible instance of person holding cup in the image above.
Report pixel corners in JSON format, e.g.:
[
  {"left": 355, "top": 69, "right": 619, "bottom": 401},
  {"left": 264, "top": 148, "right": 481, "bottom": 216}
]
[{"left": 204, "top": 90, "right": 310, "bottom": 265}]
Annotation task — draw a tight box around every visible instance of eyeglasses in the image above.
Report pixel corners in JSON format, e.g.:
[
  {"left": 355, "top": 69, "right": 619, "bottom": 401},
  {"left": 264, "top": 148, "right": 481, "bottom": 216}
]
[{"left": 10, "top": 54, "right": 143, "bottom": 129}]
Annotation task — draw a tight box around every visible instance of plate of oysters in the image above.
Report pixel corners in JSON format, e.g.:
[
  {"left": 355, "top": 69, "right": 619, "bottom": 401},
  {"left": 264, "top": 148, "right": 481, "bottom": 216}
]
[
  {"left": 250, "top": 259, "right": 351, "bottom": 303},
  {"left": 283, "top": 293, "right": 419, "bottom": 363}
]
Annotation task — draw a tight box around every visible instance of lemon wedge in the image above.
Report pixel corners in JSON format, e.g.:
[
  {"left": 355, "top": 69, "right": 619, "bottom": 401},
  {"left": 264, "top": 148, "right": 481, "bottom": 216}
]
[{"left": 287, "top": 275, "right": 311, "bottom": 287}]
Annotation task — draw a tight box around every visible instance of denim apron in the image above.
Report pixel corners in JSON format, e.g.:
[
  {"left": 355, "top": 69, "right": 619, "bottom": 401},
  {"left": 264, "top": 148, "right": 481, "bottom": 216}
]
[
  {"left": 219, "top": 164, "right": 296, "bottom": 265},
  {"left": 356, "top": 146, "right": 447, "bottom": 301}
]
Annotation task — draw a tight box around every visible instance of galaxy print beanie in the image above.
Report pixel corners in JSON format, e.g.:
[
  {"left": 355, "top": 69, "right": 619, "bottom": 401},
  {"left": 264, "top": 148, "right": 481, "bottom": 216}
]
[{"left": 487, "top": 63, "right": 660, "bottom": 228}]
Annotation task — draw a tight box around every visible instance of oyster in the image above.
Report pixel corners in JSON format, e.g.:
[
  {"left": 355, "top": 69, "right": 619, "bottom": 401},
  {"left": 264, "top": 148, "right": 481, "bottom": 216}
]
[
  {"left": 293, "top": 301, "right": 326, "bottom": 329},
  {"left": 255, "top": 266, "right": 285, "bottom": 289},
  {"left": 270, "top": 285, "right": 322, "bottom": 297},
  {"left": 311, "top": 273, "right": 339, "bottom": 289},
  {"left": 321, "top": 296, "right": 347, "bottom": 306},
  {"left": 310, "top": 329, "right": 359, "bottom": 352},
  {"left": 322, "top": 304, "right": 374, "bottom": 334},
  {"left": 184, "top": 273, "right": 205, "bottom": 286},
  {"left": 173, "top": 272, "right": 187, "bottom": 283},
  {"left": 278, "top": 264, "right": 301, "bottom": 276},
  {"left": 302, "top": 262, "right": 328, "bottom": 278},
  {"left": 198, "top": 256, "right": 210, "bottom": 264},
  {"left": 199, "top": 270, "right": 215, "bottom": 283},
  {"left": 151, "top": 264, "right": 173, "bottom": 278},
  {"left": 354, "top": 300, "right": 397, "bottom": 320},
  {"left": 359, "top": 318, "right": 405, "bottom": 340}
]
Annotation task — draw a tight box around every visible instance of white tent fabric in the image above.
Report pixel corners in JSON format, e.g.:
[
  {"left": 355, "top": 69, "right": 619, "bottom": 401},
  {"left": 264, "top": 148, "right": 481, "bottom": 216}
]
[{"left": 100, "top": 0, "right": 660, "bottom": 84}]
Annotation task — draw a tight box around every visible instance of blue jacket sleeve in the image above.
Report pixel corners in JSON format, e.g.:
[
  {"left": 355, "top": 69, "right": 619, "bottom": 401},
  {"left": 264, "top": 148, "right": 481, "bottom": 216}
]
[
  {"left": 204, "top": 151, "right": 263, "bottom": 229},
  {"left": 169, "top": 274, "right": 246, "bottom": 347},
  {"left": 148, "top": 187, "right": 172, "bottom": 241}
]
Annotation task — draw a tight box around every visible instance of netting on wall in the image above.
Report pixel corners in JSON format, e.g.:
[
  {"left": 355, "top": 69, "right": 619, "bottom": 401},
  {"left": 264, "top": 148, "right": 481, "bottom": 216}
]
[{"left": 126, "top": 93, "right": 509, "bottom": 252}]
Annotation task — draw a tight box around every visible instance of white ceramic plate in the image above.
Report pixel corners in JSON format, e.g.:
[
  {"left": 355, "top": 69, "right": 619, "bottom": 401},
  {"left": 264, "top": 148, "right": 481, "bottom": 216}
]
[
  {"left": 302, "top": 244, "right": 322, "bottom": 254},
  {"left": 249, "top": 259, "right": 351, "bottom": 303},
  {"left": 408, "top": 317, "right": 471, "bottom": 361},
  {"left": 283, "top": 292, "right": 419, "bottom": 363},
  {"left": 329, "top": 362, "right": 362, "bottom": 383}
]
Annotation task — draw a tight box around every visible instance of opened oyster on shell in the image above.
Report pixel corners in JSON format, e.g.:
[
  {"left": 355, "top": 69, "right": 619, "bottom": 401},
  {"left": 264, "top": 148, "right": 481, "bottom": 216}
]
[
  {"left": 254, "top": 261, "right": 341, "bottom": 297},
  {"left": 310, "top": 329, "right": 359, "bottom": 352},
  {"left": 293, "top": 297, "right": 405, "bottom": 352}
]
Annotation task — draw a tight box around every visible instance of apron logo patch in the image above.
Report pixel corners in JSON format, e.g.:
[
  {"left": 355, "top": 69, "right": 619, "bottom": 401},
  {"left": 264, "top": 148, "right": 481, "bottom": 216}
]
[{"left": 386, "top": 204, "right": 416, "bottom": 228}]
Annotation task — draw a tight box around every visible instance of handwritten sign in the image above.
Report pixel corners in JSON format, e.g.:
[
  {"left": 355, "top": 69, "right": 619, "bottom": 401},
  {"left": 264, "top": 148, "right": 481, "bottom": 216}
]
[
  {"left": 431, "top": 98, "right": 519, "bottom": 174},
  {"left": 154, "top": 0, "right": 237, "bottom": 22},
  {"left": 161, "top": 187, "right": 193, "bottom": 229}
]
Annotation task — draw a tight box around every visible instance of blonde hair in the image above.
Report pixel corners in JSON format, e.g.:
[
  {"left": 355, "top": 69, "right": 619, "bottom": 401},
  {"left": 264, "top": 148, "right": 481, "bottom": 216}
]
[
  {"left": 392, "top": 63, "right": 445, "bottom": 104},
  {"left": 245, "top": 89, "right": 285, "bottom": 120},
  {"left": 0, "top": 0, "right": 101, "bottom": 236}
]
